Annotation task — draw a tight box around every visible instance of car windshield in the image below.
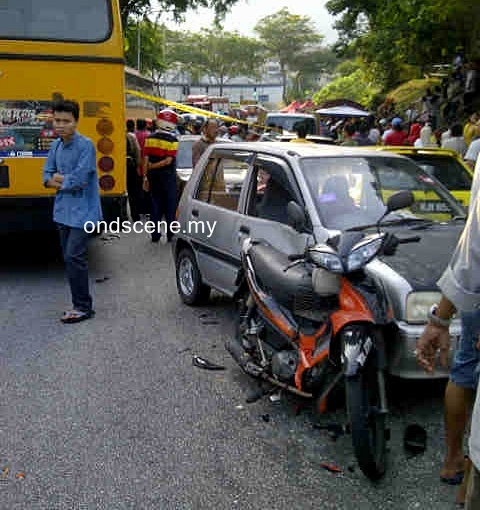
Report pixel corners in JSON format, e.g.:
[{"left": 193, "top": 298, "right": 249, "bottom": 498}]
[{"left": 300, "top": 155, "right": 466, "bottom": 231}]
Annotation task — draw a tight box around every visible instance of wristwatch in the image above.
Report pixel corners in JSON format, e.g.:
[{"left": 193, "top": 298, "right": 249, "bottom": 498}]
[{"left": 427, "top": 304, "right": 452, "bottom": 328}]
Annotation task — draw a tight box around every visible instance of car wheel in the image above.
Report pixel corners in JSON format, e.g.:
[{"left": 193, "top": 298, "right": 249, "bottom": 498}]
[{"left": 176, "top": 248, "right": 211, "bottom": 305}]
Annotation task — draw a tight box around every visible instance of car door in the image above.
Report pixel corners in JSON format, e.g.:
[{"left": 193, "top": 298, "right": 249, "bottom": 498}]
[
  {"left": 188, "top": 147, "right": 252, "bottom": 296},
  {"left": 234, "top": 154, "right": 312, "bottom": 259}
]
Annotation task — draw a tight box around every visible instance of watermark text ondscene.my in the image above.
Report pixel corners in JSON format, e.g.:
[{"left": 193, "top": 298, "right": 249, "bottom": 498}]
[{"left": 84, "top": 219, "right": 217, "bottom": 238}]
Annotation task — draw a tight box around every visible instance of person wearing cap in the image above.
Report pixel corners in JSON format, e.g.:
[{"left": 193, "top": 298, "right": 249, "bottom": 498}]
[
  {"left": 143, "top": 109, "right": 179, "bottom": 243},
  {"left": 229, "top": 124, "right": 244, "bottom": 142},
  {"left": 383, "top": 117, "right": 408, "bottom": 146}
]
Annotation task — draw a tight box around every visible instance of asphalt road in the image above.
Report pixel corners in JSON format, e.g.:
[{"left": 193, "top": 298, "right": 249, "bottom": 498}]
[{"left": 0, "top": 230, "right": 464, "bottom": 509}]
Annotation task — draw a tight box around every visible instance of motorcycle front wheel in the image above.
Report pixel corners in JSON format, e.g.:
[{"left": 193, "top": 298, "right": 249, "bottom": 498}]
[{"left": 345, "top": 354, "right": 387, "bottom": 481}]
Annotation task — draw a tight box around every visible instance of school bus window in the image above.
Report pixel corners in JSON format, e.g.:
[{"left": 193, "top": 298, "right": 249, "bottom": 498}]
[{"left": 0, "top": 0, "right": 112, "bottom": 42}]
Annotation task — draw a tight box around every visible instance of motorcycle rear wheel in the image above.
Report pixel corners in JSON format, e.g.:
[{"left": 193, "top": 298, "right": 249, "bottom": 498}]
[{"left": 345, "top": 356, "right": 387, "bottom": 481}]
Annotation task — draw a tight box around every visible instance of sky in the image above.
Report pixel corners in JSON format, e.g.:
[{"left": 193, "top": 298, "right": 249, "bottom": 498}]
[{"left": 152, "top": 0, "right": 339, "bottom": 45}]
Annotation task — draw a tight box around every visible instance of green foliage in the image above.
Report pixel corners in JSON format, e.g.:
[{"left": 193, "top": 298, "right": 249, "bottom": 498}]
[
  {"left": 186, "top": 29, "right": 264, "bottom": 93},
  {"left": 335, "top": 60, "right": 361, "bottom": 77},
  {"left": 312, "top": 69, "right": 381, "bottom": 109},
  {"left": 124, "top": 18, "right": 165, "bottom": 76},
  {"left": 326, "top": 0, "right": 480, "bottom": 90},
  {"left": 254, "top": 8, "right": 323, "bottom": 102},
  {"left": 387, "top": 78, "right": 441, "bottom": 114},
  {"left": 119, "top": 0, "right": 240, "bottom": 30}
]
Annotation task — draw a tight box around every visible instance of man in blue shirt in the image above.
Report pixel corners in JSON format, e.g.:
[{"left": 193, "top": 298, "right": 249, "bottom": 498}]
[{"left": 43, "top": 99, "right": 102, "bottom": 323}]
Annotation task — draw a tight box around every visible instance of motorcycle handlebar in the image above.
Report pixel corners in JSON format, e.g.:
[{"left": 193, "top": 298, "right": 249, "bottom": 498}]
[{"left": 288, "top": 253, "right": 305, "bottom": 261}]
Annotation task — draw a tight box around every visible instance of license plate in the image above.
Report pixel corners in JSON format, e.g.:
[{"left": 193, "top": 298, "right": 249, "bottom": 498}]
[
  {"left": 417, "top": 200, "right": 450, "bottom": 213},
  {"left": 0, "top": 165, "right": 9, "bottom": 188}
]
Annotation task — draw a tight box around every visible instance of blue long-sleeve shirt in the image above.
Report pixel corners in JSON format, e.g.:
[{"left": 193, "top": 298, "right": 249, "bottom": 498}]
[{"left": 42, "top": 132, "right": 103, "bottom": 228}]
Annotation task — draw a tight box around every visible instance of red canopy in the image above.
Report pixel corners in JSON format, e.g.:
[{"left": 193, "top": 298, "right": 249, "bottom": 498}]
[
  {"left": 279, "top": 101, "right": 301, "bottom": 113},
  {"left": 299, "top": 100, "right": 316, "bottom": 111}
]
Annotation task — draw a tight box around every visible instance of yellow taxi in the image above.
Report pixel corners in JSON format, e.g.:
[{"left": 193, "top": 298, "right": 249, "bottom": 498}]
[{"left": 373, "top": 146, "right": 473, "bottom": 209}]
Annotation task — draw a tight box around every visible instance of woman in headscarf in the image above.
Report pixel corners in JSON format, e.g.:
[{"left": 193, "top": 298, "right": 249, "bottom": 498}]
[{"left": 414, "top": 124, "right": 438, "bottom": 148}]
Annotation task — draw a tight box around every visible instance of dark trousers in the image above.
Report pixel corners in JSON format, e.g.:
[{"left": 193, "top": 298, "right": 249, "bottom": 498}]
[
  {"left": 57, "top": 224, "right": 93, "bottom": 313},
  {"left": 126, "top": 166, "right": 143, "bottom": 222},
  {"left": 149, "top": 171, "right": 177, "bottom": 241}
]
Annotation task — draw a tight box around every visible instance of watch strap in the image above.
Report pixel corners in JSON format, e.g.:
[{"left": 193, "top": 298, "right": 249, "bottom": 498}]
[{"left": 428, "top": 304, "right": 451, "bottom": 327}]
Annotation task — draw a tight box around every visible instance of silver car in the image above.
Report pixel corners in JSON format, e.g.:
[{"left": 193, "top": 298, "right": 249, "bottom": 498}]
[
  {"left": 172, "top": 142, "right": 466, "bottom": 379},
  {"left": 175, "top": 134, "right": 231, "bottom": 203}
]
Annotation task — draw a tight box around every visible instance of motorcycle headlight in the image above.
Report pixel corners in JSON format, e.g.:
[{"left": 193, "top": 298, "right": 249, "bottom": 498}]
[
  {"left": 346, "top": 237, "right": 384, "bottom": 272},
  {"left": 309, "top": 250, "right": 343, "bottom": 273},
  {"left": 405, "top": 291, "right": 442, "bottom": 323}
]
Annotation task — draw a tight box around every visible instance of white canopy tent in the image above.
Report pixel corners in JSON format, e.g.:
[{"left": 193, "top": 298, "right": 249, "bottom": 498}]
[{"left": 315, "top": 105, "right": 371, "bottom": 117}]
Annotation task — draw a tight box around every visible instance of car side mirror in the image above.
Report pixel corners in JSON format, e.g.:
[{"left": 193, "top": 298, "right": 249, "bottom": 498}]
[
  {"left": 386, "top": 190, "right": 415, "bottom": 213},
  {"left": 287, "top": 201, "right": 307, "bottom": 232}
]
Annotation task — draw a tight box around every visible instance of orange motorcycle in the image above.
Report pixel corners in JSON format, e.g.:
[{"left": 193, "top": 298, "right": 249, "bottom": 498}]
[{"left": 226, "top": 191, "right": 419, "bottom": 480}]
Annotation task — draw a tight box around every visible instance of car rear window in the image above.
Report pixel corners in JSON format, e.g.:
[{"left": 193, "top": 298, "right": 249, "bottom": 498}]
[
  {"left": 408, "top": 154, "right": 472, "bottom": 191},
  {"left": 265, "top": 115, "right": 316, "bottom": 134},
  {"left": 177, "top": 140, "right": 193, "bottom": 169}
]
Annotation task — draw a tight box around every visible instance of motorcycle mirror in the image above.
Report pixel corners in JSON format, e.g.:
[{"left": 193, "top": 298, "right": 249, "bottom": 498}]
[
  {"left": 386, "top": 190, "right": 415, "bottom": 213},
  {"left": 287, "top": 201, "right": 307, "bottom": 232},
  {"left": 376, "top": 190, "right": 415, "bottom": 229}
]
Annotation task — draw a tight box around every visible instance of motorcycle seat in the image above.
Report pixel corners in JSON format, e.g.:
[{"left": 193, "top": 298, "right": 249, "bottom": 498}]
[{"left": 248, "top": 241, "right": 313, "bottom": 309}]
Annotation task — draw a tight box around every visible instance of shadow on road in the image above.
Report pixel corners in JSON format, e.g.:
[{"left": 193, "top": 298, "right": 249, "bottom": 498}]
[{"left": 0, "top": 232, "right": 64, "bottom": 269}]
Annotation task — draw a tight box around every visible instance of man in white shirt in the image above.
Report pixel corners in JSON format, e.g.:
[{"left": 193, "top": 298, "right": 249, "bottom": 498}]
[
  {"left": 465, "top": 137, "right": 480, "bottom": 169},
  {"left": 417, "top": 157, "right": 480, "bottom": 508}
]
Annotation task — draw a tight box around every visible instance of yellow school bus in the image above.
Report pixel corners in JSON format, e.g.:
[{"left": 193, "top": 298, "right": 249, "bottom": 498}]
[{"left": 0, "top": 0, "right": 127, "bottom": 232}]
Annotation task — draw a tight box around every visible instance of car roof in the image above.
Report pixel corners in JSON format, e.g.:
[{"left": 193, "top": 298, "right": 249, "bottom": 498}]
[
  {"left": 374, "top": 145, "right": 460, "bottom": 158},
  {"left": 178, "top": 134, "right": 200, "bottom": 142},
  {"left": 209, "top": 141, "right": 411, "bottom": 160},
  {"left": 178, "top": 134, "right": 232, "bottom": 143},
  {"left": 374, "top": 145, "right": 473, "bottom": 173},
  {"left": 266, "top": 112, "right": 315, "bottom": 118}
]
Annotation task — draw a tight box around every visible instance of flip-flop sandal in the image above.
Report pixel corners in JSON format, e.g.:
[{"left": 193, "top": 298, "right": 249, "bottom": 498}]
[
  {"left": 61, "top": 310, "right": 95, "bottom": 324},
  {"left": 440, "top": 471, "right": 464, "bottom": 485}
]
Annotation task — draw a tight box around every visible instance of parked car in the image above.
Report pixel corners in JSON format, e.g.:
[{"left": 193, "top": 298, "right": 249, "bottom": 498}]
[
  {"left": 274, "top": 134, "right": 337, "bottom": 145},
  {"left": 173, "top": 142, "right": 467, "bottom": 379},
  {"left": 175, "top": 135, "right": 231, "bottom": 203},
  {"left": 264, "top": 113, "right": 318, "bottom": 135},
  {"left": 373, "top": 146, "right": 473, "bottom": 209}
]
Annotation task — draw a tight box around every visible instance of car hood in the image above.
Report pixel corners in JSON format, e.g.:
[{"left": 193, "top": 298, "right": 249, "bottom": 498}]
[{"left": 379, "top": 222, "right": 465, "bottom": 290}]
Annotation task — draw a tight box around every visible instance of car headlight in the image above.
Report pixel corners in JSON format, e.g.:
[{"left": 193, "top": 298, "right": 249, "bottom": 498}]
[
  {"left": 346, "top": 237, "right": 384, "bottom": 272},
  {"left": 405, "top": 292, "right": 442, "bottom": 323},
  {"left": 309, "top": 250, "right": 343, "bottom": 273}
]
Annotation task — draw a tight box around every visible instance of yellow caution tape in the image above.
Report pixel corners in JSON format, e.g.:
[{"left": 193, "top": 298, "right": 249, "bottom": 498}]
[{"left": 126, "top": 88, "right": 265, "bottom": 129}]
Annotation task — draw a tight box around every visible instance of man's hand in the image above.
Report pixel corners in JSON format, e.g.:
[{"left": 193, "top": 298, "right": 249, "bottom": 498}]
[
  {"left": 416, "top": 322, "right": 451, "bottom": 373},
  {"left": 46, "top": 178, "right": 62, "bottom": 190},
  {"left": 52, "top": 173, "right": 64, "bottom": 183}
]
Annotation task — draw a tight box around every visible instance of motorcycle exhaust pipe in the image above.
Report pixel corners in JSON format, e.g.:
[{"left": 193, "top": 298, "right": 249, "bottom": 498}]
[
  {"left": 225, "top": 336, "right": 313, "bottom": 398},
  {"left": 225, "top": 335, "right": 252, "bottom": 370}
]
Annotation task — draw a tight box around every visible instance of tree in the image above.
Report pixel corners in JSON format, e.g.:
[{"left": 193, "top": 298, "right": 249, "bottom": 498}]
[
  {"left": 124, "top": 17, "right": 165, "bottom": 78},
  {"left": 254, "top": 8, "right": 323, "bottom": 103},
  {"left": 312, "top": 68, "right": 381, "bottom": 108},
  {"left": 192, "top": 29, "right": 264, "bottom": 95},
  {"left": 326, "top": 0, "right": 480, "bottom": 90},
  {"left": 119, "top": 0, "right": 240, "bottom": 31},
  {"left": 287, "top": 47, "right": 339, "bottom": 102}
]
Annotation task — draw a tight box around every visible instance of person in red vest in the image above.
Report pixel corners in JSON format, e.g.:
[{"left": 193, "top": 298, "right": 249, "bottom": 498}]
[{"left": 383, "top": 117, "right": 408, "bottom": 146}]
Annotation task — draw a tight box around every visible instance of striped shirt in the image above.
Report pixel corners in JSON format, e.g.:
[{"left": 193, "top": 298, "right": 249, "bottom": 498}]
[{"left": 143, "top": 130, "right": 178, "bottom": 169}]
